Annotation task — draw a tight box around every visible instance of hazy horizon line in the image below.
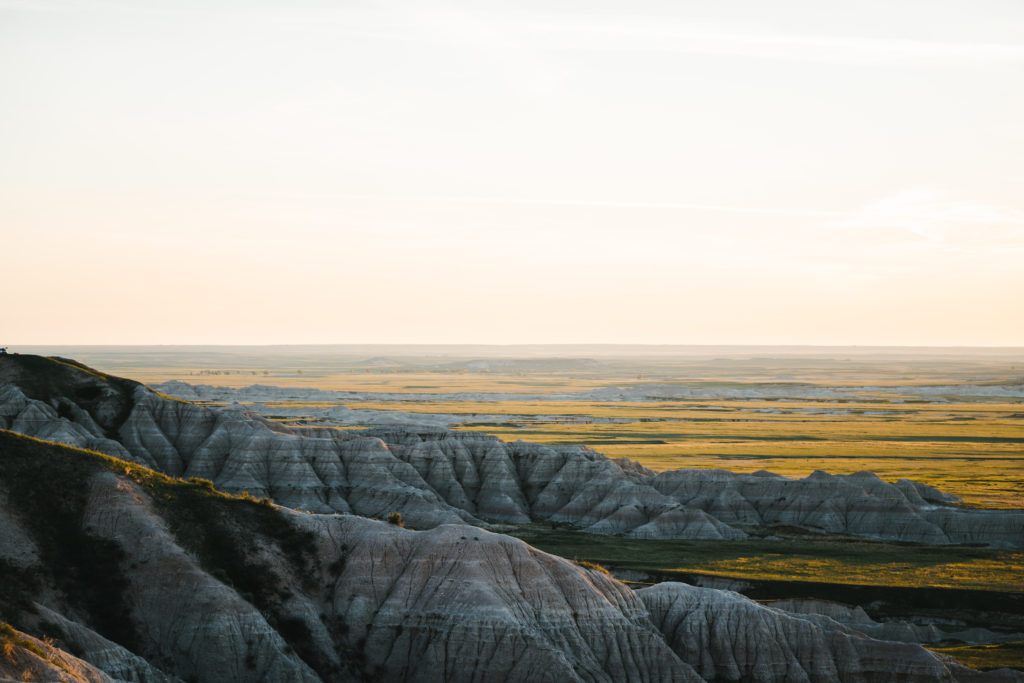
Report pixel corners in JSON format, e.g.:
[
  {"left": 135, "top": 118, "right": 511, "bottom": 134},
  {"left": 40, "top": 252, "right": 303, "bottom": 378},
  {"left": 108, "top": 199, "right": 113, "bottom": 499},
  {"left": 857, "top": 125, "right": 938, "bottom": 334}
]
[{"left": 12, "top": 343, "right": 1024, "bottom": 351}]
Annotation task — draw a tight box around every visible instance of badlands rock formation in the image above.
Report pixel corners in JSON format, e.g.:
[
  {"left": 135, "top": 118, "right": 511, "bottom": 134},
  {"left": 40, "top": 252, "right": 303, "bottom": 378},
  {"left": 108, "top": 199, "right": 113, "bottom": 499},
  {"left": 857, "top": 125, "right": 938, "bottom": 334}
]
[
  {"left": 0, "top": 430, "right": 1019, "bottom": 683},
  {"left": 2, "top": 354, "right": 1023, "bottom": 547},
  {"left": 639, "top": 583, "right": 1020, "bottom": 683},
  {"left": 153, "top": 378, "right": 1024, "bottom": 404},
  {"left": 650, "top": 467, "right": 1024, "bottom": 547}
]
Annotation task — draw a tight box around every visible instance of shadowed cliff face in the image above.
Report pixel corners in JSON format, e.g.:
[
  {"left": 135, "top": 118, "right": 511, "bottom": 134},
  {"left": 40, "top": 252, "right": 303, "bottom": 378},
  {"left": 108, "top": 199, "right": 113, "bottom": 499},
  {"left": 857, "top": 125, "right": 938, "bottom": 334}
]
[
  {"left": 0, "top": 355, "right": 138, "bottom": 439},
  {"left": 0, "top": 431, "right": 1019, "bottom": 683},
  {"left": 1, "top": 353, "right": 1023, "bottom": 548}
]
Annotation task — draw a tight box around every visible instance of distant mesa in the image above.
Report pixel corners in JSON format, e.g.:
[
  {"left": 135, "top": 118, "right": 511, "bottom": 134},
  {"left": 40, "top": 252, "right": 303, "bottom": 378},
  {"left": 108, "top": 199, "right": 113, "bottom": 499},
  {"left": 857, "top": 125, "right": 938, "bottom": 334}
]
[
  {"left": 441, "top": 357, "right": 602, "bottom": 372},
  {"left": 364, "top": 356, "right": 401, "bottom": 366}
]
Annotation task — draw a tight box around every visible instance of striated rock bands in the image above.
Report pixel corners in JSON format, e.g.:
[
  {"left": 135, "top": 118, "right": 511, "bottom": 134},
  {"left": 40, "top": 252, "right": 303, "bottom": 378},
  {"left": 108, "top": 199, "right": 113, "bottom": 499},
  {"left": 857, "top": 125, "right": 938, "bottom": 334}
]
[
  {"left": 651, "top": 468, "right": 1024, "bottom": 547},
  {"left": 1, "top": 431, "right": 1018, "bottom": 682},
  {"left": 639, "top": 583, "right": 1021, "bottom": 683},
  {"left": 1, "top": 354, "right": 1023, "bottom": 548}
]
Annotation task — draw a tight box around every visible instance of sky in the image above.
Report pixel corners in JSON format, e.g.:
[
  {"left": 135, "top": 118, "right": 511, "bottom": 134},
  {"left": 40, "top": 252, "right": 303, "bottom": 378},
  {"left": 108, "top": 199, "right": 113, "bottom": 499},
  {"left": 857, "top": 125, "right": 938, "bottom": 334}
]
[{"left": 2, "top": 0, "right": 1023, "bottom": 346}]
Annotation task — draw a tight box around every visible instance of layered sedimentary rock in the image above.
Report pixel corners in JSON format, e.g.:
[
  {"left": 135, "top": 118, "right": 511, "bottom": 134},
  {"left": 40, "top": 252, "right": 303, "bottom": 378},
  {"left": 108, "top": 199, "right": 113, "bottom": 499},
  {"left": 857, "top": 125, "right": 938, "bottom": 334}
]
[
  {"left": 155, "top": 378, "right": 1024, "bottom": 403},
  {"left": 356, "top": 427, "right": 742, "bottom": 539},
  {"left": 2, "top": 354, "right": 1023, "bottom": 547},
  {"left": 650, "top": 467, "right": 1024, "bottom": 547},
  {"left": 1, "top": 431, "right": 1018, "bottom": 683},
  {"left": 0, "top": 431, "right": 700, "bottom": 681},
  {"left": 639, "top": 583, "right": 1020, "bottom": 683},
  {"left": 30, "top": 605, "right": 179, "bottom": 683},
  {"left": 0, "top": 366, "right": 476, "bottom": 529}
]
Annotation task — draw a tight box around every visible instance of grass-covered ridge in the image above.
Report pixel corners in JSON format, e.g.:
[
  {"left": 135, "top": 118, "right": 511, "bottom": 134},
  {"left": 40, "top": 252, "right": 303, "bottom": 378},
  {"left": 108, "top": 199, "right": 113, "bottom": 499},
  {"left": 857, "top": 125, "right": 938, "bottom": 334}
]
[
  {"left": 928, "top": 641, "right": 1024, "bottom": 672},
  {"left": 0, "top": 621, "right": 77, "bottom": 679},
  {"left": 0, "top": 429, "right": 334, "bottom": 677},
  {"left": 0, "top": 353, "right": 192, "bottom": 439},
  {"left": 0, "top": 354, "right": 142, "bottom": 439},
  {"left": 0, "top": 430, "right": 138, "bottom": 648}
]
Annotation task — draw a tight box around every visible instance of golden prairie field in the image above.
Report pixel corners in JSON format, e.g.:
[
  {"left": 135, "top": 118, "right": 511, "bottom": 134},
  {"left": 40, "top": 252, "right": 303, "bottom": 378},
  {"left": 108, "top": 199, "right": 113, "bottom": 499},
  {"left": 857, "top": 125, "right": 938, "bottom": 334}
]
[
  {"left": 341, "top": 397, "right": 1024, "bottom": 508},
  {"left": 93, "top": 347, "right": 1023, "bottom": 508}
]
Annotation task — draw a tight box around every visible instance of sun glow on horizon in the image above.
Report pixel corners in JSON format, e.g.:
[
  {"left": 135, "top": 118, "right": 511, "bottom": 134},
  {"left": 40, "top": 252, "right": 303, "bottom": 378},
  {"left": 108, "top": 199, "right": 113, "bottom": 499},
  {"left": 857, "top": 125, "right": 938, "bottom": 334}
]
[{"left": 2, "top": 0, "right": 1022, "bottom": 345}]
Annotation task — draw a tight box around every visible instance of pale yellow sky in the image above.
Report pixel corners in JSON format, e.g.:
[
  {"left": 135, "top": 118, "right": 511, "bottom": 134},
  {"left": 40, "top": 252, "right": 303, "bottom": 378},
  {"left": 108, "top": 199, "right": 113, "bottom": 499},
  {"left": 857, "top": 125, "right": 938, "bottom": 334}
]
[{"left": 2, "top": 0, "right": 1023, "bottom": 345}]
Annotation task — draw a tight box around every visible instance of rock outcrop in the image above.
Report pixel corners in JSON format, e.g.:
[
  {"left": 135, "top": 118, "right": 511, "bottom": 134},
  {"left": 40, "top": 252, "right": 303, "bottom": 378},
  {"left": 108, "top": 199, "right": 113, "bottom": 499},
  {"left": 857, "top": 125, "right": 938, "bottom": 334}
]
[
  {"left": 1, "top": 430, "right": 1018, "bottom": 682},
  {"left": 651, "top": 468, "right": 1024, "bottom": 547},
  {"left": 153, "top": 378, "right": 1024, "bottom": 404},
  {"left": 639, "top": 583, "right": 1021, "bottom": 683},
  {"left": 2, "top": 354, "right": 1023, "bottom": 547}
]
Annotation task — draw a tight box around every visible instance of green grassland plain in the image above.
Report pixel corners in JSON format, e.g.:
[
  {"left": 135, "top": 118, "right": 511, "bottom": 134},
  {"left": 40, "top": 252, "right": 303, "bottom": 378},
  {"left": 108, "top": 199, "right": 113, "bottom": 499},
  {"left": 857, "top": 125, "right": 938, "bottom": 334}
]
[{"left": 507, "top": 525, "right": 1024, "bottom": 593}]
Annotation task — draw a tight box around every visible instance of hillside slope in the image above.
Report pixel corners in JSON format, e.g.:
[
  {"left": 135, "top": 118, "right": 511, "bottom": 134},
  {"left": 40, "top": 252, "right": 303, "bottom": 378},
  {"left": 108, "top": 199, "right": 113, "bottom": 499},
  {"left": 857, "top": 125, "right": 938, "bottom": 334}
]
[{"left": 0, "top": 430, "right": 1019, "bottom": 682}]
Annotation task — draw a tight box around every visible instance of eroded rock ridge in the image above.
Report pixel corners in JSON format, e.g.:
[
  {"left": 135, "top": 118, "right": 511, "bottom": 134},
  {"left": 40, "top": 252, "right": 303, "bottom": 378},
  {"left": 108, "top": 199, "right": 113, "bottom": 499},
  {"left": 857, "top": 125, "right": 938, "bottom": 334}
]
[
  {"left": 2, "top": 354, "right": 1022, "bottom": 547},
  {"left": 0, "top": 431, "right": 1018, "bottom": 682}
]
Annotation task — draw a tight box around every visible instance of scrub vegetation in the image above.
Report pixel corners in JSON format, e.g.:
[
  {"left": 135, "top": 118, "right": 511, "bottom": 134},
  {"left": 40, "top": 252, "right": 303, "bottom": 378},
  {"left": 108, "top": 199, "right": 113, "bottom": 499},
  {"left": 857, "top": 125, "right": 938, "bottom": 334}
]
[
  {"left": 509, "top": 525, "right": 1024, "bottom": 593},
  {"left": 928, "top": 641, "right": 1024, "bottom": 672}
]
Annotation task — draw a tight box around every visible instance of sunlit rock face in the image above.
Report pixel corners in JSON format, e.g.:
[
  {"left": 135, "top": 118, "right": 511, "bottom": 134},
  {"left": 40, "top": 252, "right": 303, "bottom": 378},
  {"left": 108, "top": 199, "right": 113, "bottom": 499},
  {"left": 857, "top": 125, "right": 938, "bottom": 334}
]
[
  {"left": 2, "top": 354, "right": 1023, "bottom": 547},
  {"left": 0, "top": 622, "right": 115, "bottom": 683}
]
